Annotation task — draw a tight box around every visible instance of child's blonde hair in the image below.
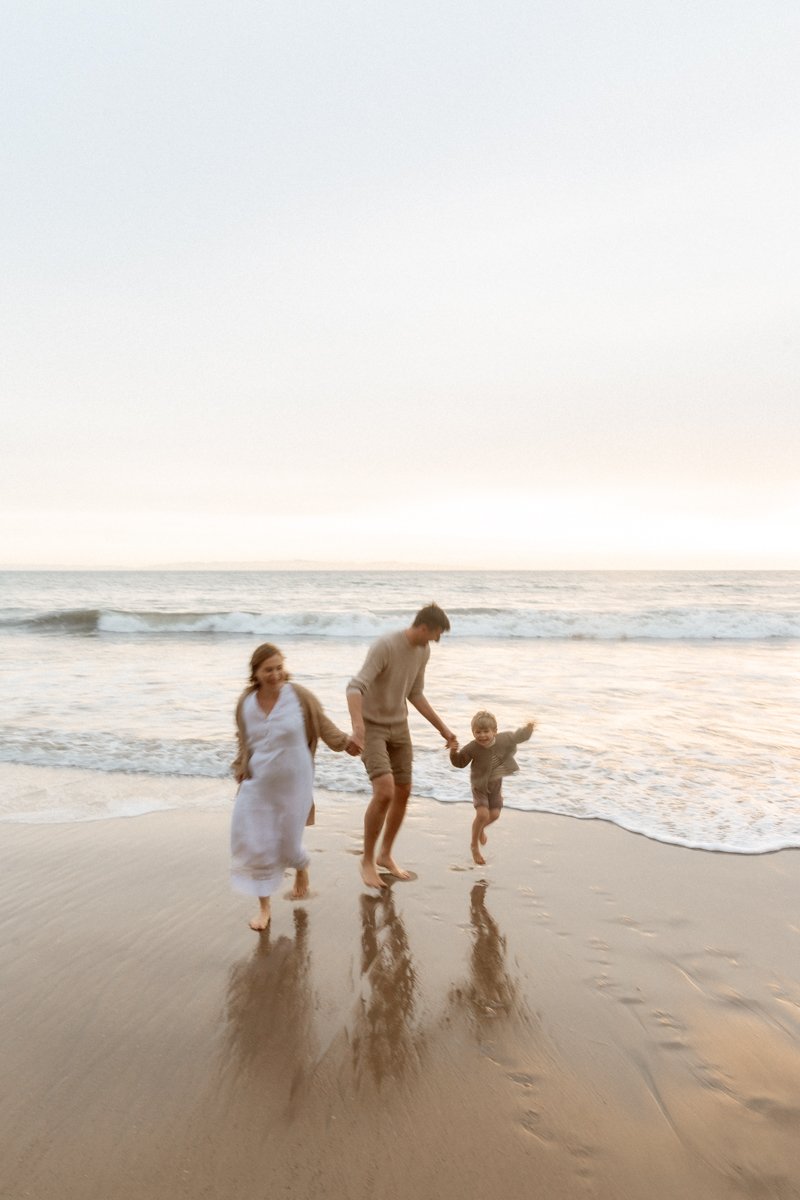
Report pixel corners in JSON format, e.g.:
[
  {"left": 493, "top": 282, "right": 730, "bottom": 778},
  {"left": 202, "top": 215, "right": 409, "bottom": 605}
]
[{"left": 471, "top": 710, "right": 498, "bottom": 734}]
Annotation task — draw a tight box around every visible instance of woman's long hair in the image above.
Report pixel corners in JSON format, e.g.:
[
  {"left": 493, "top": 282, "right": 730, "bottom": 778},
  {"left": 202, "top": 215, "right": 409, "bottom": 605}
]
[{"left": 248, "top": 643, "right": 290, "bottom": 685}]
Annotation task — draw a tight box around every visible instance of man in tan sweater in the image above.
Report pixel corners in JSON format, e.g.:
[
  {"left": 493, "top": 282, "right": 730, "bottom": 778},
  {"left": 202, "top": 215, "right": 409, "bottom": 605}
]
[{"left": 347, "top": 603, "right": 456, "bottom": 888}]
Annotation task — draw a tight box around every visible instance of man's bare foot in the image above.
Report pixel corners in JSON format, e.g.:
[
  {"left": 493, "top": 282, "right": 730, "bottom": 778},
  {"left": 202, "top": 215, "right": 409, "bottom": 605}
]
[
  {"left": 361, "top": 858, "right": 388, "bottom": 889},
  {"left": 249, "top": 897, "right": 271, "bottom": 931},
  {"left": 289, "top": 867, "right": 310, "bottom": 900},
  {"left": 376, "top": 854, "right": 412, "bottom": 881},
  {"left": 471, "top": 844, "right": 486, "bottom": 866}
]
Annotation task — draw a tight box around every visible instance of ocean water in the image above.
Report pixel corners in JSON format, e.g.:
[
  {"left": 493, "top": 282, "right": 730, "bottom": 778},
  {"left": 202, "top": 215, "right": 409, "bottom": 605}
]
[{"left": 1, "top": 569, "right": 798, "bottom": 854}]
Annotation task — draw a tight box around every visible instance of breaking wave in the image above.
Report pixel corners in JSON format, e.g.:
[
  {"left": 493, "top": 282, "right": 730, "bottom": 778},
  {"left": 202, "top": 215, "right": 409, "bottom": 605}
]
[{"left": 2, "top": 605, "right": 799, "bottom": 641}]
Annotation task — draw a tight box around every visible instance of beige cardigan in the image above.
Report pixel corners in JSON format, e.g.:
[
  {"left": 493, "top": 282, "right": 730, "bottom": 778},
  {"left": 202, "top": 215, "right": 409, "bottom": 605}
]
[{"left": 232, "top": 682, "right": 350, "bottom": 826}]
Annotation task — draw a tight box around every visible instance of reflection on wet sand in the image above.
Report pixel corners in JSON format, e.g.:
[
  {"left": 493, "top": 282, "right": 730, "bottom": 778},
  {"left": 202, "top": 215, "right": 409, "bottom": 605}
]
[
  {"left": 350, "top": 889, "right": 423, "bottom": 1087},
  {"left": 450, "top": 882, "right": 523, "bottom": 1032},
  {"left": 223, "top": 908, "right": 315, "bottom": 1115}
]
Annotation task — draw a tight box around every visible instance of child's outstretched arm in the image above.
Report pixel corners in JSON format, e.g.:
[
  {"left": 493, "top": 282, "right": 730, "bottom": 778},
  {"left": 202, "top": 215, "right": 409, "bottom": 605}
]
[
  {"left": 449, "top": 740, "right": 475, "bottom": 768},
  {"left": 513, "top": 720, "right": 536, "bottom": 744}
]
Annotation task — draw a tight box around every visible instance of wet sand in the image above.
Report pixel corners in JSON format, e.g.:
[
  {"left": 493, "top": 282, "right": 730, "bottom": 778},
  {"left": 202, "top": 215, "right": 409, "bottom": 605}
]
[{"left": 1, "top": 783, "right": 799, "bottom": 1200}]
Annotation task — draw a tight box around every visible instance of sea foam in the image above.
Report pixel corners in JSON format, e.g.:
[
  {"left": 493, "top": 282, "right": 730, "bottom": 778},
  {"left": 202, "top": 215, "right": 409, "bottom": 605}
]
[{"left": 4, "top": 605, "right": 798, "bottom": 641}]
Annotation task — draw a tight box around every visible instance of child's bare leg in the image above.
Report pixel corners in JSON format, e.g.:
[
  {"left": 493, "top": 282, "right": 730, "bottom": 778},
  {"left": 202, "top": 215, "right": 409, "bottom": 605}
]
[
  {"left": 249, "top": 895, "right": 271, "bottom": 931},
  {"left": 471, "top": 807, "right": 491, "bottom": 865},
  {"left": 290, "top": 866, "right": 310, "bottom": 900}
]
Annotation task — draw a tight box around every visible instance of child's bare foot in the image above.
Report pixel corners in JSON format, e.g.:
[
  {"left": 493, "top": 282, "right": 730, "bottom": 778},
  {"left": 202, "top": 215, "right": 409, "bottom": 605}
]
[
  {"left": 249, "top": 897, "right": 271, "bottom": 931},
  {"left": 471, "top": 844, "right": 486, "bottom": 866},
  {"left": 361, "top": 858, "right": 387, "bottom": 889},
  {"left": 376, "top": 854, "right": 412, "bottom": 880},
  {"left": 289, "top": 867, "right": 309, "bottom": 900}
]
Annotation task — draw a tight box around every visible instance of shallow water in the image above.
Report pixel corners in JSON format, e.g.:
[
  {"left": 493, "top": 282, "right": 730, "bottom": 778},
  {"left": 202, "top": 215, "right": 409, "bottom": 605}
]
[{"left": 2, "top": 569, "right": 798, "bottom": 851}]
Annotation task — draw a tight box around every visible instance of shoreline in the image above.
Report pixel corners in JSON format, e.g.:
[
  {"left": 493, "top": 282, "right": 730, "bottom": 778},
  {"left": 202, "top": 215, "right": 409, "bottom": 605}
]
[
  {"left": 2, "top": 762, "right": 797, "bottom": 858},
  {"left": 2, "top": 791, "right": 799, "bottom": 1199}
]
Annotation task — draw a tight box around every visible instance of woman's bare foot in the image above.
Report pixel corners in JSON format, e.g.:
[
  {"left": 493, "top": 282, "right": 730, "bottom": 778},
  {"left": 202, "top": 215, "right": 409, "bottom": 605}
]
[
  {"left": 249, "top": 896, "right": 271, "bottom": 931},
  {"left": 471, "top": 844, "right": 486, "bottom": 866},
  {"left": 361, "top": 857, "right": 388, "bottom": 889},
  {"left": 480, "top": 831, "right": 488, "bottom": 845},
  {"left": 289, "top": 867, "right": 310, "bottom": 899},
  {"left": 376, "top": 854, "right": 412, "bottom": 881}
]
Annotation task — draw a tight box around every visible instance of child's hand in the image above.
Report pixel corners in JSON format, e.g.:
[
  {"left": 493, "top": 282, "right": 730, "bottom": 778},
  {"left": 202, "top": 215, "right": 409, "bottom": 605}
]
[{"left": 524, "top": 720, "right": 536, "bottom": 733}]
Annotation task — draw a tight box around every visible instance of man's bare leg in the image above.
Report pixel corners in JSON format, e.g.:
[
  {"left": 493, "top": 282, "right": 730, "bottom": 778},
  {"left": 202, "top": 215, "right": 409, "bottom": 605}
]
[
  {"left": 361, "top": 774, "right": 393, "bottom": 888},
  {"left": 289, "top": 866, "right": 310, "bottom": 899},
  {"left": 249, "top": 895, "right": 271, "bottom": 931},
  {"left": 376, "top": 781, "right": 413, "bottom": 879}
]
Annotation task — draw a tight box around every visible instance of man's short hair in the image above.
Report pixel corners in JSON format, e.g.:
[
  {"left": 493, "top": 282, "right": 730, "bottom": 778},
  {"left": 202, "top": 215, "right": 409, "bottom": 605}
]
[{"left": 412, "top": 603, "right": 451, "bottom": 633}]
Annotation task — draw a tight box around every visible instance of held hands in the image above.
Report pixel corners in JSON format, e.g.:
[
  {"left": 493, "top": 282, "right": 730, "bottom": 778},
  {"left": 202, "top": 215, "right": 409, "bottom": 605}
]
[
  {"left": 349, "top": 725, "right": 365, "bottom": 754},
  {"left": 444, "top": 730, "right": 459, "bottom": 751}
]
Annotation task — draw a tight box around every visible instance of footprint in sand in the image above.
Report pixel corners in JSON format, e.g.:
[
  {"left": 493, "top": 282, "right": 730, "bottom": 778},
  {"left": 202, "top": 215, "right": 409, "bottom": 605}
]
[
  {"left": 609, "top": 914, "right": 657, "bottom": 937},
  {"left": 742, "top": 1096, "right": 800, "bottom": 1127},
  {"left": 651, "top": 1009, "right": 688, "bottom": 1049},
  {"left": 519, "top": 1108, "right": 553, "bottom": 1142},
  {"left": 704, "top": 946, "right": 740, "bottom": 966},
  {"left": 506, "top": 1070, "right": 540, "bottom": 1089}
]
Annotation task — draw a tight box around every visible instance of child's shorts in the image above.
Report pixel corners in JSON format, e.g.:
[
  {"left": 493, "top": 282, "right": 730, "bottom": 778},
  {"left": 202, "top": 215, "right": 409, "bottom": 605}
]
[{"left": 472, "top": 779, "right": 503, "bottom": 811}]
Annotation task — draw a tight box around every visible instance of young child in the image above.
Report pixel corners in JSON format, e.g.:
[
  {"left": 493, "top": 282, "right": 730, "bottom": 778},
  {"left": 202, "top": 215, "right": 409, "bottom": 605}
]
[{"left": 449, "top": 711, "right": 535, "bottom": 865}]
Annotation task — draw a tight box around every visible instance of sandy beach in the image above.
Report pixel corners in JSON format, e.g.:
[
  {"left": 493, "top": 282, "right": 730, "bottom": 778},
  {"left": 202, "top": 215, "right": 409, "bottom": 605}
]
[{"left": 2, "top": 769, "right": 799, "bottom": 1200}]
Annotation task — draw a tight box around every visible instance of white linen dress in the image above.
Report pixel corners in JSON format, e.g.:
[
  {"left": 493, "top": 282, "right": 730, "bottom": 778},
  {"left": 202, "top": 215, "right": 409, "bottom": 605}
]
[{"left": 230, "top": 685, "right": 314, "bottom": 896}]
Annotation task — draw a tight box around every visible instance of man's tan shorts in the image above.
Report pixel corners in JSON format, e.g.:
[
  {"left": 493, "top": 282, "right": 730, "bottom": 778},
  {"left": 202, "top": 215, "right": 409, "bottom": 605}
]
[{"left": 362, "top": 720, "right": 413, "bottom": 786}]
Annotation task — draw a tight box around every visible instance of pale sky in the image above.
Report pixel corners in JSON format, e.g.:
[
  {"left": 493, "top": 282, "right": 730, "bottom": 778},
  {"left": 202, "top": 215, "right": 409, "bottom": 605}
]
[{"left": 3, "top": 1, "right": 799, "bottom": 568}]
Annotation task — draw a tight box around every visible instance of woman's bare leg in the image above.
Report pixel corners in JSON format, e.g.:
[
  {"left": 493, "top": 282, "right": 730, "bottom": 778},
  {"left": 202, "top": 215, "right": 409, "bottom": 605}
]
[
  {"left": 290, "top": 866, "right": 310, "bottom": 899},
  {"left": 249, "top": 895, "right": 271, "bottom": 931}
]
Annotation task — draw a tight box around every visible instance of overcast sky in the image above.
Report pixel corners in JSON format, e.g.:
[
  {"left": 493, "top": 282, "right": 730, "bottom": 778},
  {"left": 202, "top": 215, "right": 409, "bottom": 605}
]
[{"left": 3, "top": 0, "right": 799, "bottom": 568}]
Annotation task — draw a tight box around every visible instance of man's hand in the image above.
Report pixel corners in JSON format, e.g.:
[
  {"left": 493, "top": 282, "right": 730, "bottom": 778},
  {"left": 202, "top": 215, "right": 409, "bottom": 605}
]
[
  {"left": 350, "top": 725, "right": 365, "bottom": 754},
  {"left": 444, "top": 731, "right": 458, "bottom": 751}
]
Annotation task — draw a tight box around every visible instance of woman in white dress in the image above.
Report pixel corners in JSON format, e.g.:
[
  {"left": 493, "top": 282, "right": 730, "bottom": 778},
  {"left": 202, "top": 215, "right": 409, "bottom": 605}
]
[{"left": 231, "top": 643, "right": 359, "bottom": 931}]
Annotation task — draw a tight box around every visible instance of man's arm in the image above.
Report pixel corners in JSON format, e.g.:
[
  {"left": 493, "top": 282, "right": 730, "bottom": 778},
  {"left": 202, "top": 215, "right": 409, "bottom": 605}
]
[
  {"left": 346, "top": 688, "right": 366, "bottom": 752},
  {"left": 408, "top": 694, "right": 457, "bottom": 748},
  {"left": 345, "top": 639, "right": 389, "bottom": 752}
]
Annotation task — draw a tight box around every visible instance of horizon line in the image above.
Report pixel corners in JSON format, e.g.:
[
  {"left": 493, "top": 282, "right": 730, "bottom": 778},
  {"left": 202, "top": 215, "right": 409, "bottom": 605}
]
[{"left": 1, "top": 562, "right": 797, "bottom": 573}]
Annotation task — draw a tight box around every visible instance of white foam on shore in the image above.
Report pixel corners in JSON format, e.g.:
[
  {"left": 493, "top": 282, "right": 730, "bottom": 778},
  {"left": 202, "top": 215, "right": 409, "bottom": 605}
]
[
  {"left": 0, "top": 764, "right": 229, "bottom": 825},
  {"left": 2, "top": 760, "right": 798, "bottom": 857}
]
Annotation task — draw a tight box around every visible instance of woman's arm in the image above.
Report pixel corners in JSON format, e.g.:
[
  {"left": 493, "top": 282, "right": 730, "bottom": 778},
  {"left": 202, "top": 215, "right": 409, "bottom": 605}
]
[
  {"left": 231, "top": 689, "right": 252, "bottom": 781},
  {"left": 295, "top": 684, "right": 360, "bottom": 755}
]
